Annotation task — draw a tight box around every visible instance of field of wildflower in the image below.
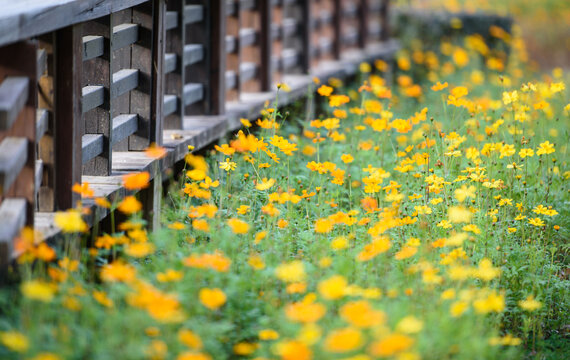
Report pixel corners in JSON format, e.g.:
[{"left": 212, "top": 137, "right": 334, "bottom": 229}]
[{"left": 0, "top": 10, "right": 568, "bottom": 360}]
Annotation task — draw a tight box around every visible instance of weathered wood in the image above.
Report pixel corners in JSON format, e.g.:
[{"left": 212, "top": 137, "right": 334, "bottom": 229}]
[
  {"left": 82, "top": 134, "right": 104, "bottom": 164},
  {"left": 259, "top": 0, "right": 272, "bottom": 90},
  {"left": 183, "top": 83, "right": 204, "bottom": 106},
  {"left": 240, "top": 62, "right": 258, "bottom": 82},
  {"left": 83, "top": 35, "right": 105, "bottom": 61},
  {"left": 239, "top": 28, "right": 258, "bottom": 48},
  {"left": 36, "top": 109, "right": 49, "bottom": 141},
  {"left": 0, "top": 41, "right": 38, "bottom": 231},
  {"left": 111, "top": 23, "right": 139, "bottom": 51},
  {"left": 184, "top": 5, "right": 204, "bottom": 24},
  {"left": 35, "top": 159, "right": 43, "bottom": 196},
  {"left": 0, "top": 0, "right": 149, "bottom": 47},
  {"left": 112, "top": 114, "right": 138, "bottom": 145},
  {"left": 83, "top": 17, "right": 112, "bottom": 176},
  {"left": 163, "top": 94, "right": 177, "bottom": 116},
  {"left": 82, "top": 86, "right": 105, "bottom": 113},
  {"left": 37, "top": 49, "right": 48, "bottom": 77},
  {"left": 0, "top": 198, "right": 26, "bottom": 267},
  {"left": 164, "top": 53, "right": 177, "bottom": 74},
  {"left": 0, "top": 137, "right": 28, "bottom": 196},
  {"left": 164, "top": 0, "right": 184, "bottom": 129},
  {"left": 183, "top": 44, "right": 205, "bottom": 66},
  {"left": 0, "top": 77, "right": 29, "bottom": 130},
  {"left": 111, "top": 69, "right": 139, "bottom": 98},
  {"left": 165, "top": 11, "right": 178, "bottom": 30}
]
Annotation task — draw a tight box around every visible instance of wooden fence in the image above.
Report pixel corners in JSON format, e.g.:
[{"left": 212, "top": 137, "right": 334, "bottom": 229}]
[{"left": 0, "top": 0, "right": 398, "bottom": 266}]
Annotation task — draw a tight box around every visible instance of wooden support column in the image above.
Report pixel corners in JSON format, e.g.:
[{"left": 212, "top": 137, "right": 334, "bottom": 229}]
[
  {"left": 259, "top": 0, "right": 272, "bottom": 91},
  {"left": 358, "top": 0, "right": 369, "bottom": 48},
  {"left": 300, "top": 0, "right": 312, "bottom": 74},
  {"left": 83, "top": 17, "right": 112, "bottom": 176},
  {"left": 130, "top": 0, "right": 165, "bottom": 148},
  {"left": 54, "top": 25, "right": 83, "bottom": 209},
  {"left": 380, "top": 0, "right": 390, "bottom": 41},
  {"left": 333, "top": 0, "right": 342, "bottom": 59},
  {"left": 164, "top": 0, "right": 184, "bottom": 129}
]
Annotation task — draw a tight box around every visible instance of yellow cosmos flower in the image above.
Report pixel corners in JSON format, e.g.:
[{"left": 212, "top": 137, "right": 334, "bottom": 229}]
[{"left": 199, "top": 288, "right": 226, "bottom": 310}]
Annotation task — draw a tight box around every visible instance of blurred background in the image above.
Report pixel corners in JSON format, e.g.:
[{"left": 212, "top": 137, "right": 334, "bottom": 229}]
[{"left": 395, "top": 0, "right": 570, "bottom": 70}]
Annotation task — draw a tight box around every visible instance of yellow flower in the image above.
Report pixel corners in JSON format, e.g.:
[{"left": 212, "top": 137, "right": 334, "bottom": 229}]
[
  {"left": 518, "top": 295, "right": 542, "bottom": 311},
  {"left": 219, "top": 158, "right": 237, "bottom": 172},
  {"left": 237, "top": 205, "right": 250, "bottom": 215},
  {"left": 536, "top": 141, "right": 555, "bottom": 155},
  {"left": 255, "top": 178, "right": 275, "bottom": 191},
  {"left": 259, "top": 329, "right": 279, "bottom": 340},
  {"left": 214, "top": 144, "right": 235, "bottom": 156},
  {"left": 118, "top": 196, "right": 143, "bottom": 214},
  {"left": 324, "top": 328, "right": 362, "bottom": 353},
  {"left": 448, "top": 206, "right": 472, "bottom": 223},
  {"left": 317, "top": 85, "right": 333, "bottom": 96},
  {"left": 227, "top": 218, "right": 249, "bottom": 234},
  {"left": 317, "top": 275, "right": 347, "bottom": 300},
  {"left": 144, "top": 143, "right": 167, "bottom": 159},
  {"left": 285, "top": 297, "right": 326, "bottom": 323},
  {"left": 340, "top": 154, "right": 354, "bottom": 164},
  {"left": 528, "top": 217, "right": 545, "bottom": 227},
  {"left": 248, "top": 254, "right": 265, "bottom": 270},
  {"left": 21, "top": 280, "right": 55, "bottom": 302},
  {"left": 199, "top": 288, "right": 226, "bottom": 310},
  {"left": 450, "top": 301, "right": 469, "bottom": 317},
  {"left": 72, "top": 182, "right": 94, "bottom": 198},
  {"left": 340, "top": 300, "right": 386, "bottom": 328},
  {"left": 100, "top": 261, "right": 137, "bottom": 283},
  {"left": 431, "top": 81, "right": 448, "bottom": 91},
  {"left": 369, "top": 333, "right": 414, "bottom": 357},
  {"left": 178, "top": 329, "right": 203, "bottom": 349},
  {"left": 156, "top": 269, "right": 184, "bottom": 282},
  {"left": 93, "top": 290, "right": 114, "bottom": 308},
  {"left": 275, "top": 340, "right": 312, "bottom": 360},
  {"left": 54, "top": 209, "right": 88, "bottom": 233},
  {"left": 0, "top": 331, "right": 29, "bottom": 352},
  {"left": 314, "top": 218, "right": 333, "bottom": 233},
  {"left": 394, "top": 246, "right": 417, "bottom": 260},
  {"left": 396, "top": 316, "right": 424, "bottom": 334},
  {"left": 275, "top": 261, "right": 305, "bottom": 282},
  {"left": 331, "top": 236, "right": 349, "bottom": 250}
]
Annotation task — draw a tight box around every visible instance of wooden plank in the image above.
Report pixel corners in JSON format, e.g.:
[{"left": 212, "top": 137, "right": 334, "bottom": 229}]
[
  {"left": 82, "top": 134, "right": 104, "bottom": 164},
  {"left": 0, "top": 198, "right": 26, "bottom": 267},
  {"left": 0, "top": 0, "right": 150, "bottom": 47},
  {"left": 226, "top": 35, "right": 237, "bottom": 54},
  {"left": 81, "top": 85, "right": 105, "bottom": 113},
  {"left": 111, "top": 68, "right": 139, "bottom": 98},
  {"left": 112, "top": 114, "right": 138, "bottom": 145},
  {"left": 111, "top": 23, "right": 139, "bottom": 50},
  {"left": 239, "top": 28, "right": 258, "bottom": 48},
  {"left": 259, "top": 0, "right": 272, "bottom": 91},
  {"left": 0, "top": 137, "right": 28, "bottom": 196},
  {"left": 0, "top": 77, "right": 29, "bottom": 130},
  {"left": 184, "top": 5, "right": 204, "bottom": 24},
  {"left": 282, "top": 18, "right": 298, "bottom": 37},
  {"left": 183, "top": 83, "right": 204, "bottom": 106},
  {"left": 240, "top": 62, "right": 258, "bottom": 83},
  {"left": 183, "top": 44, "right": 204, "bottom": 66},
  {"left": 36, "top": 109, "right": 49, "bottom": 141},
  {"left": 164, "top": 53, "right": 177, "bottom": 74},
  {"left": 299, "top": 0, "right": 311, "bottom": 73},
  {"left": 54, "top": 24, "right": 83, "bottom": 210},
  {"left": 35, "top": 159, "right": 43, "bottom": 193},
  {"left": 241, "top": 0, "right": 256, "bottom": 10},
  {"left": 225, "top": 71, "right": 237, "bottom": 90},
  {"left": 165, "top": 11, "right": 178, "bottom": 30},
  {"left": 37, "top": 48, "right": 47, "bottom": 77},
  {"left": 380, "top": 0, "right": 390, "bottom": 41},
  {"left": 282, "top": 48, "right": 300, "bottom": 70},
  {"left": 82, "top": 35, "right": 105, "bottom": 61},
  {"left": 163, "top": 95, "right": 177, "bottom": 116}
]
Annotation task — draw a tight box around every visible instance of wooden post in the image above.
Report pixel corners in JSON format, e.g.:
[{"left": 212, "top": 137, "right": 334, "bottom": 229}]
[
  {"left": 358, "top": 0, "right": 369, "bottom": 48},
  {"left": 83, "top": 17, "right": 112, "bottom": 176},
  {"left": 54, "top": 25, "right": 83, "bottom": 209},
  {"left": 380, "top": 0, "right": 390, "bottom": 42},
  {"left": 208, "top": 0, "right": 227, "bottom": 115},
  {"left": 259, "top": 0, "right": 272, "bottom": 91},
  {"left": 164, "top": 0, "right": 184, "bottom": 129},
  {"left": 226, "top": 1, "right": 241, "bottom": 101},
  {"left": 333, "top": 0, "right": 342, "bottom": 59},
  {"left": 131, "top": 0, "right": 165, "bottom": 148},
  {"left": 300, "top": 0, "right": 312, "bottom": 74}
]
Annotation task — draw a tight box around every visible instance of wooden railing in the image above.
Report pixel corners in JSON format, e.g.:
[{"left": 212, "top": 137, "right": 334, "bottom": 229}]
[{"left": 0, "top": 0, "right": 398, "bottom": 266}]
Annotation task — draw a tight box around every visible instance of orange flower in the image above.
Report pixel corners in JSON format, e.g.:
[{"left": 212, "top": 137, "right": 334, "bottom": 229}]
[
  {"left": 227, "top": 218, "right": 250, "bottom": 234},
  {"left": 118, "top": 196, "right": 143, "bottom": 214},
  {"left": 94, "top": 197, "right": 111, "bottom": 208},
  {"left": 72, "top": 182, "right": 94, "bottom": 198},
  {"left": 123, "top": 172, "right": 150, "bottom": 190},
  {"left": 144, "top": 142, "right": 167, "bottom": 159},
  {"left": 199, "top": 288, "right": 226, "bottom": 310}
]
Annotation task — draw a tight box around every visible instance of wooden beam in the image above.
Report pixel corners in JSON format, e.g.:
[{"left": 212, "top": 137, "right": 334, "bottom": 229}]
[
  {"left": 0, "top": 77, "right": 29, "bottom": 130},
  {"left": 0, "top": 137, "right": 28, "bottom": 196}
]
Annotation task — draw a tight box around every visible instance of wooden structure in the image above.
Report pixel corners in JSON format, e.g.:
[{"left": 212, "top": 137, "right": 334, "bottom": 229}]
[{"left": 0, "top": 0, "right": 398, "bottom": 265}]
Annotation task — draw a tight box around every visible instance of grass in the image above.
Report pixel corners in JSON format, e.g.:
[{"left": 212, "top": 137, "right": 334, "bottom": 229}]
[{"left": 0, "top": 13, "right": 568, "bottom": 360}]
